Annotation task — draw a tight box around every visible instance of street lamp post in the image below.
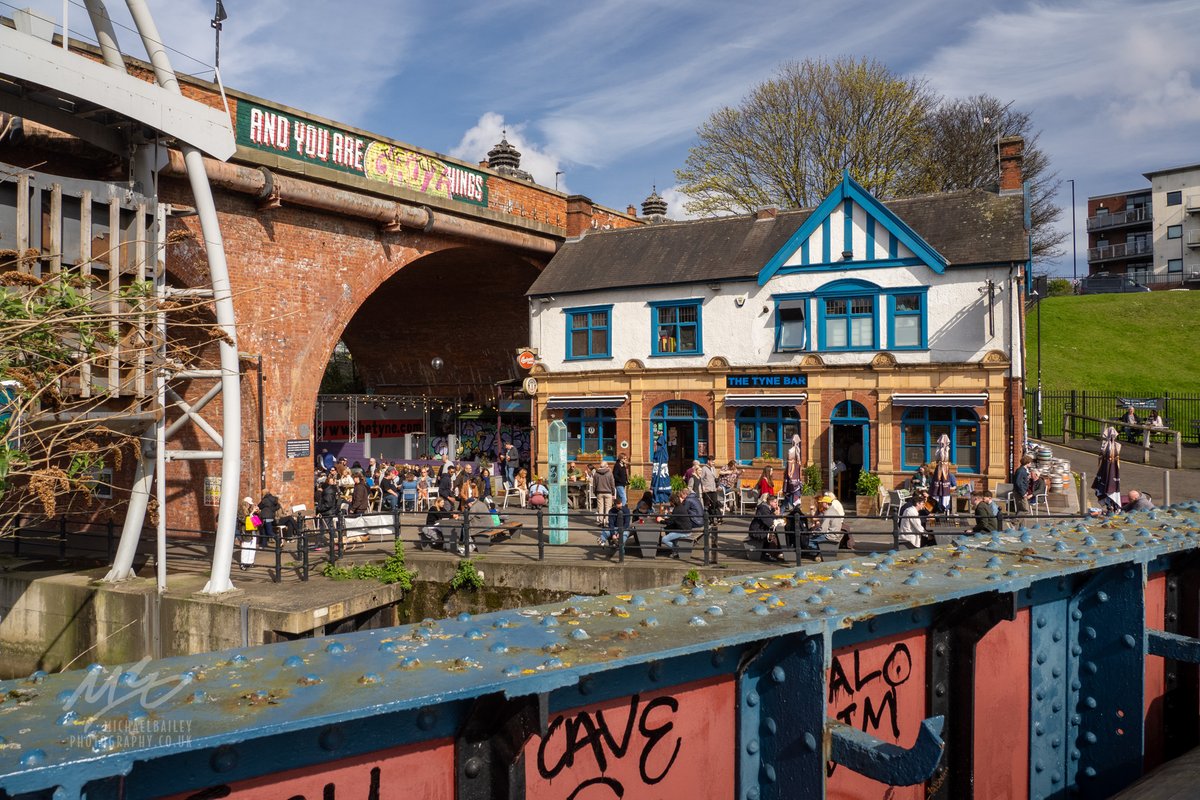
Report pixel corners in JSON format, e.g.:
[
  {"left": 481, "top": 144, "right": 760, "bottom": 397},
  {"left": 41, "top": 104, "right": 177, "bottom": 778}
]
[
  {"left": 1068, "top": 178, "right": 1078, "bottom": 282},
  {"left": 429, "top": 357, "right": 443, "bottom": 459},
  {"left": 1033, "top": 291, "right": 1043, "bottom": 439}
]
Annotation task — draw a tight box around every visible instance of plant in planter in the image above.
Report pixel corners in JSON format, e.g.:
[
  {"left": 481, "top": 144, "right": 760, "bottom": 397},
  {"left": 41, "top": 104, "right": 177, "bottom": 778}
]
[
  {"left": 575, "top": 449, "right": 605, "bottom": 463},
  {"left": 799, "top": 463, "right": 823, "bottom": 514},
  {"left": 628, "top": 473, "right": 648, "bottom": 492},
  {"left": 855, "top": 470, "right": 883, "bottom": 517}
]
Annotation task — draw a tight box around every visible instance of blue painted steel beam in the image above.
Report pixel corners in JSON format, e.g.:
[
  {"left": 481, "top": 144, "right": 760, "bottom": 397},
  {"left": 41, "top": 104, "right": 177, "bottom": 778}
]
[
  {"left": 828, "top": 715, "right": 945, "bottom": 786},
  {"left": 0, "top": 503, "right": 1197, "bottom": 798},
  {"left": 1147, "top": 629, "right": 1200, "bottom": 662}
]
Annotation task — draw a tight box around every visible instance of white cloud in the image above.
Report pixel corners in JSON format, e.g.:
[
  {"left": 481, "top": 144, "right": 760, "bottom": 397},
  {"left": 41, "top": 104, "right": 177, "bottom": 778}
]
[
  {"left": 24, "top": 0, "right": 413, "bottom": 127},
  {"left": 660, "top": 186, "right": 703, "bottom": 221},
  {"left": 449, "top": 112, "right": 567, "bottom": 192}
]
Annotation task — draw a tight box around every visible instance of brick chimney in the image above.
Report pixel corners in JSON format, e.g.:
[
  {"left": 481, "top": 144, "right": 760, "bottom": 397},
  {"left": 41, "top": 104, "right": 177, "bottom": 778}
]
[
  {"left": 754, "top": 206, "right": 778, "bottom": 220},
  {"left": 626, "top": 204, "right": 637, "bottom": 216},
  {"left": 998, "top": 135, "right": 1024, "bottom": 195},
  {"left": 565, "top": 195, "right": 596, "bottom": 237}
]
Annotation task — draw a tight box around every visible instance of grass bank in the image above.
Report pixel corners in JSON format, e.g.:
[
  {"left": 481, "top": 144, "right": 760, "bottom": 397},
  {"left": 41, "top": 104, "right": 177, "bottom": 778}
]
[{"left": 1027, "top": 292, "right": 1200, "bottom": 394}]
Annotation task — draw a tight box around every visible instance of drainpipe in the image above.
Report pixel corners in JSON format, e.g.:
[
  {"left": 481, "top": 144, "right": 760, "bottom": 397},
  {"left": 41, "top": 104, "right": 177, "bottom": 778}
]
[{"left": 161, "top": 152, "right": 558, "bottom": 256}]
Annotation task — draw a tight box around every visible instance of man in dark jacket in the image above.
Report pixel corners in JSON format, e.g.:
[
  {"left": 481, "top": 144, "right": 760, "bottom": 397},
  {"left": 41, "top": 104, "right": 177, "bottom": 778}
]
[
  {"left": 347, "top": 473, "right": 369, "bottom": 517},
  {"left": 257, "top": 490, "right": 281, "bottom": 547},
  {"left": 316, "top": 474, "right": 340, "bottom": 546},
  {"left": 613, "top": 454, "right": 630, "bottom": 506},
  {"left": 438, "top": 465, "right": 457, "bottom": 508},
  {"left": 661, "top": 488, "right": 705, "bottom": 558},
  {"left": 748, "top": 496, "right": 783, "bottom": 562}
]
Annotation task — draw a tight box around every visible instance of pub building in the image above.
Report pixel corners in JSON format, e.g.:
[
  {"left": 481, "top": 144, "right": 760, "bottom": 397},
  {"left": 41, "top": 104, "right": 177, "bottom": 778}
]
[{"left": 524, "top": 146, "right": 1031, "bottom": 501}]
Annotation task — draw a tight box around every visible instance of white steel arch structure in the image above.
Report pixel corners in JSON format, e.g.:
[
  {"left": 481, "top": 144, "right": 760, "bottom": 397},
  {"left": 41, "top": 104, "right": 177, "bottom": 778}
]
[{"left": 0, "top": 1, "right": 243, "bottom": 593}]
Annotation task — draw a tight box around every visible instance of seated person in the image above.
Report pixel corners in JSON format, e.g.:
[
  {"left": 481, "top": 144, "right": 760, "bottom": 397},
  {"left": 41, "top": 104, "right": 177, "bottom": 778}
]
[
  {"left": 1122, "top": 489, "right": 1154, "bottom": 513},
  {"left": 898, "top": 489, "right": 927, "bottom": 548},
  {"left": 815, "top": 493, "right": 845, "bottom": 540},
  {"left": 910, "top": 464, "right": 931, "bottom": 493},
  {"left": 419, "top": 496, "right": 459, "bottom": 547},
  {"left": 400, "top": 473, "right": 419, "bottom": 508},
  {"left": 379, "top": 470, "right": 400, "bottom": 512},
  {"left": 602, "top": 496, "right": 632, "bottom": 548},
  {"left": 783, "top": 502, "right": 810, "bottom": 552},
  {"left": 748, "top": 495, "right": 783, "bottom": 562},
  {"left": 632, "top": 490, "right": 656, "bottom": 523},
  {"left": 528, "top": 477, "right": 549, "bottom": 507},
  {"left": 971, "top": 490, "right": 1000, "bottom": 533},
  {"left": 1121, "top": 406, "right": 1140, "bottom": 443},
  {"left": 661, "top": 488, "right": 705, "bottom": 558}
]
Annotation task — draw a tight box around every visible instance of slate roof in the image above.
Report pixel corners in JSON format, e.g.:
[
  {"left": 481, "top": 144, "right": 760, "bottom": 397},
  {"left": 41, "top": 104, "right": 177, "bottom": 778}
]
[{"left": 528, "top": 190, "right": 1027, "bottom": 296}]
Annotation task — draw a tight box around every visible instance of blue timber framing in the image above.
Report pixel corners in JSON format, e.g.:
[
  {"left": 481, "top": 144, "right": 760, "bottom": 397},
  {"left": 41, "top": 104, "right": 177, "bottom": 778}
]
[{"left": 3, "top": 504, "right": 1200, "bottom": 798}]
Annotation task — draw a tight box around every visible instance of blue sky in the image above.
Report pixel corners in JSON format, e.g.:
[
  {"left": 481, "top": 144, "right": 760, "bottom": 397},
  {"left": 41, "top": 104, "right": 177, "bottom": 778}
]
[{"left": 14, "top": 0, "right": 1200, "bottom": 277}]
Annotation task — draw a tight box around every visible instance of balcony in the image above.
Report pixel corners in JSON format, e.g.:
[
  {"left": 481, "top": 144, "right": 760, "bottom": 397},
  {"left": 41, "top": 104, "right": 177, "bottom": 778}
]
[
  {"left": 1188, "top": 195, "right": 1200, "bottom": 213},
  {"left": 1188, "top": 231, "right": 1200, "bottom": 248},
  {"left": 1086, "top": 206, "right": 1151, "bottom": 231},
  {"left": 1087, "top": 240, "right": 1152, "bottom": 263}
]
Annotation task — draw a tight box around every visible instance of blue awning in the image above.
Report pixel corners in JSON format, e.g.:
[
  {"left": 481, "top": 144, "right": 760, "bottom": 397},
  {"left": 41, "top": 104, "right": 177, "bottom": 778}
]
[
  {"left": 545, "top": 395, "right": 626, "bottom": 409},
  {"left": 723, "top": 394, "right": 807, "bottom": 407},
  {"left": 892, "top": 393, "right": 987, "bottom": 408}
]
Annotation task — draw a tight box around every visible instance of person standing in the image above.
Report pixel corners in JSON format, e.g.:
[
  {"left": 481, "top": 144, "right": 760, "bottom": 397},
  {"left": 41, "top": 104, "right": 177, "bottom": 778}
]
[
  {"left": 257, "top": 489, "right": 281, "bottom": 547},
  {"left": 502, "top": 442, "right": 518, "bottom": 486},
  {"left": 613, "top": 453, "right": 630, "bottom": 507},
  {"left": 1012, "top": 455, "right": 1035, "bottom": 516},
  {"left": 592, "top": 460, "right": 615, "bottom": 525},
  {"left": 699, "top": 460, "right": 721, "bottom": 520}
]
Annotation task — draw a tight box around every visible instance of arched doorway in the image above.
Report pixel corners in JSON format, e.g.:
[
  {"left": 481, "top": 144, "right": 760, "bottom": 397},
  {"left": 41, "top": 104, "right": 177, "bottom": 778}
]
[
  {"left": 649, "top": 401, "right": 709, "bottom": 476},
  {"left": 830, "top": 400, "right": 870, "bottom": 502}
]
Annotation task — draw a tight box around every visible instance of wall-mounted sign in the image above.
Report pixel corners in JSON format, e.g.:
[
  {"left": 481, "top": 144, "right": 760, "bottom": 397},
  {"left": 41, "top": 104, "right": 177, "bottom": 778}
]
[
  {"left": 203, "top": 476, "right": 221, "bottom": 507},
  {"left": 236, "top": 100, "right": 489, "bottom": 207},
  {"left": 725, "top": 373, "right": 808, "bottom": 388},
  {"left": 320, "top": 419, "right": 423, "bottom": 440},
  {"left": 517, "top": 350, "right": 536, "bottom": 370},
  {"left": 523, "top": 377, "right": 539, "bottom": 396},
  {"left": 286, "top": 439, "right": 311, "bottom": 459}
]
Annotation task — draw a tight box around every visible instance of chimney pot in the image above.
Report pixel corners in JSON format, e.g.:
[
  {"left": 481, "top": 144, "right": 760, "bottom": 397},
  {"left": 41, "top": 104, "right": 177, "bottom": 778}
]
[{"left": 627, "top": 204, "right": 637, "bottom": 216}]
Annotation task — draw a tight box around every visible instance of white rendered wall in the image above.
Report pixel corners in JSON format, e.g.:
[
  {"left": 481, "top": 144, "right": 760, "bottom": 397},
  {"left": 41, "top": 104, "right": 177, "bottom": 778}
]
[
  {"left": 530, "top": 263, "right": 1018, "bottom": 373},
  {"left": 1149, "top": 167, "right": 1200, "bottom": 277}
]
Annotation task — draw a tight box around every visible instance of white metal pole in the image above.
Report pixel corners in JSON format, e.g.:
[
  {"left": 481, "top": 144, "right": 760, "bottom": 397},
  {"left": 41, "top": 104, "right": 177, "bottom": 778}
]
[
  {"left": 126, "top": 0, "right": 242, "bottom": 594},
  {"left": 155, "top": 204, "right": 168, "bottom": 593}
]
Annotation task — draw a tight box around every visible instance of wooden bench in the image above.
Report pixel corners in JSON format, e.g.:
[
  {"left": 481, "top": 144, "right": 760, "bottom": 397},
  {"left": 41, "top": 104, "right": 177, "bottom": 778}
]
[{"left": 470, "top": 520, "right": 523, "bottom": 553}]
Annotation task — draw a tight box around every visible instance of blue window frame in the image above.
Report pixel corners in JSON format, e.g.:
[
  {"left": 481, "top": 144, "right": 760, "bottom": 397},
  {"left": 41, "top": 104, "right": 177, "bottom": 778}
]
[
  {"left": 564, "top": 305, "right": 612, "bottom": 360},
  {"left": 736, "top": 406, "right": 801, "bottom": 464},
  {"left": 650, "top": 300, "right": 702, "bottom": 356},
  {"left": 564, "top": 408, "right": 616, "bottom": 459},
  {"left": 888, "top": 291, "right": 927, "bottom": 349},
  {"left": 820, "top": 295, "right": 875, "bottom": 350},
  {"left": 773, "top": 296, "right": 809, "bottom": 351},
  {"left": 901, "top": 407, "right": 980, "bottom": 472}
]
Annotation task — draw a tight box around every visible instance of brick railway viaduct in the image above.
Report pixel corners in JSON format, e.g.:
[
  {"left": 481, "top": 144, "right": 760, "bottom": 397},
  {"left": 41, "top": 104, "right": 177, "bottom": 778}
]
[{"left": 3, "top": 67, "right": 641, "bottom": 530}]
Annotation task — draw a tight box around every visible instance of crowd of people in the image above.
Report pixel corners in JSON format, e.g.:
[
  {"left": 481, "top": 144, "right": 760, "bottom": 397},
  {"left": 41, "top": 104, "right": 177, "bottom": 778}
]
[{"left": 234, "top": 434, "right": 1163, "bottom": 570}]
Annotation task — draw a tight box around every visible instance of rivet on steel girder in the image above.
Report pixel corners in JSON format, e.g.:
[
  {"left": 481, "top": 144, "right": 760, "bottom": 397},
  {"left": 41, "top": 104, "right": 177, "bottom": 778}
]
[
  {"left": 642, "top": 617, "right": 660, "bottom": 628},
  {"left": 752, "top": 604, "right": 770, "bottom": 616},
  {"left": 746, "top": 691, "right": 760, "bottom": 707},
  {"left": 457, "top": 612, "right": 471, "bottom": 622},
  {"left": 569, "top": 628, "right": 590, "bottom": 640},
  {"left": 325, "top": 642, "right": 346, "bottom": 654},
  {"left": 540, "top": 615, "right": 558, "bottom": 627},
  {"left": 672, "top": 595, "right": 688, "bottom": 606},
  {"left": 707, "top": 605, "right": 724, "bottom": 616},
  {"left": 463, "top": 629, "right": 484, "bottom": 640},
  {"left": 399, "top": 657, "right": 420, "bottom": 669},
  {"left": 689, "top": 616, "right": 708, "bottom": 627},
  {"left": 210, "top": 745, "right": 238, "bottom": 773}
]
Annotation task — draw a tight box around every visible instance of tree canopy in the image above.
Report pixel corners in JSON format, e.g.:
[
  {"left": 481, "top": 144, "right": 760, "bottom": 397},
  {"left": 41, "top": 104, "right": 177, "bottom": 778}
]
[{"left": 675, "top": 58, "right": 1064, "bottom": 261}]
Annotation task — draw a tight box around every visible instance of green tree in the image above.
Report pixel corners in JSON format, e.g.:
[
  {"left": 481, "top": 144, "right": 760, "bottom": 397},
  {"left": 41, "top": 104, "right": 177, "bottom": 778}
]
[
  {"left": 918, "top": 95, "right": 1065, "bottom": 261},
  {"left": 676, "top": 64, "right": 1064, "bottom": 262},
  {"left": 675, "top": 58, "right": 937, "bottom": 214}
]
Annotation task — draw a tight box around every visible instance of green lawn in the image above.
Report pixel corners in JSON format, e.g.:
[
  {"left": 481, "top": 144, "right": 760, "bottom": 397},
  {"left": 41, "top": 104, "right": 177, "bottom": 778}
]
[{"left": 1026, "top": 291, "right": 1200, "bottom": 394}]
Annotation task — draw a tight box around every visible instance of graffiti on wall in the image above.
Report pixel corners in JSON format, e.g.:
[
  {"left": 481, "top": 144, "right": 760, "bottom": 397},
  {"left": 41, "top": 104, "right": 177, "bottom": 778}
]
[
  {"left": 825, "top": 632, "right": 925, "bottom": 798},
  {"left": 524, "top": 678, "right": 734, "bottom": 800},
  {"left": 237, "top": 100, "right": 488, "bottom": 208},
  {"left": 432, "top": 421, "right": 530, "bottom": 466}
]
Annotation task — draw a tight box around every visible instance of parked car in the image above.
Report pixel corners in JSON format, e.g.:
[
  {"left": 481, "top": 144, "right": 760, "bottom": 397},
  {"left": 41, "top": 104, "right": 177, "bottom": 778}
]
[{"left": 1081, "top": 273, "right": 1151, "bottom": 294}]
